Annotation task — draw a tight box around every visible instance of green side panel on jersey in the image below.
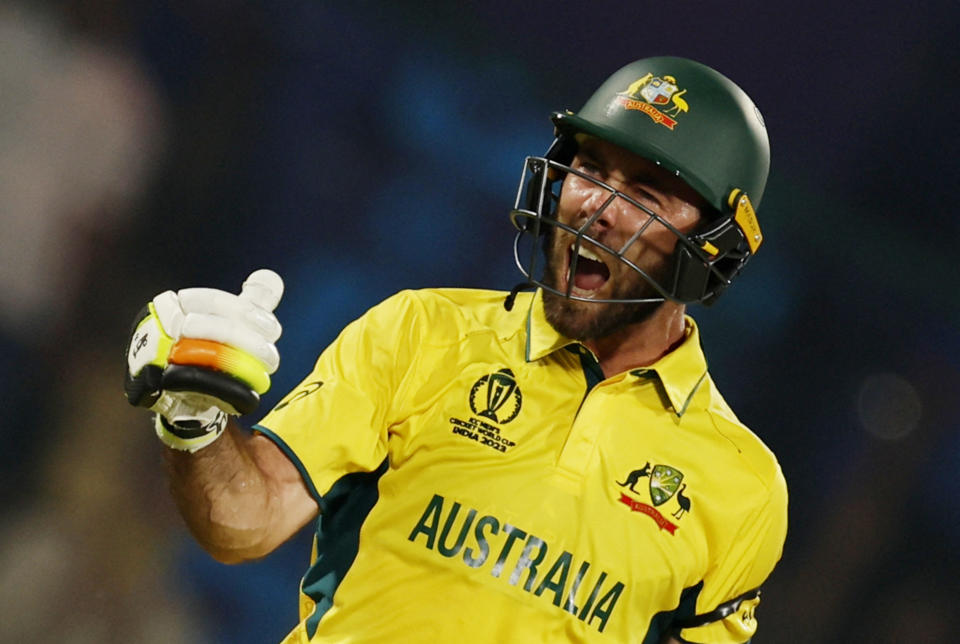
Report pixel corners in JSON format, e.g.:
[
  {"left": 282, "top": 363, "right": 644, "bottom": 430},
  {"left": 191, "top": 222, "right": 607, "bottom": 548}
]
[
  {"left": 253, "top": 425, "right": 389, "bottom": 638},
  {"left": 301, "top": 458, "right": 390, "bottom": 639},
  {"left": 642, "top": 580, "right": 703, "bottom": 644}
]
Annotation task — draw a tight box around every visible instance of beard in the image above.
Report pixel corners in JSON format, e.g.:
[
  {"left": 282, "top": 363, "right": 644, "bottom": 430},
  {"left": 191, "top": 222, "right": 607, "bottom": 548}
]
[{"left": 541, "top": 233, "right": 669, "bottom": 341}]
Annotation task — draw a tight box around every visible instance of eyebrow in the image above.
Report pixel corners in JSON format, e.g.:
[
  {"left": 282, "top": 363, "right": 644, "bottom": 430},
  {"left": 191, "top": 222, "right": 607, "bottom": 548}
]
[
  {"left": 577, "top": 140, "right": 665, "bottom": 190},
  {"left": 576, "top": 139, "right": 603, "bottom": 162}
]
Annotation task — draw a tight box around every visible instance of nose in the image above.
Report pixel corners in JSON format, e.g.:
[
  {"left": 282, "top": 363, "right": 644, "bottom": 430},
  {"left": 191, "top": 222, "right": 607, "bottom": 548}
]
[{"left": 578, "top": 185, "right": 622, "bottom": 233}]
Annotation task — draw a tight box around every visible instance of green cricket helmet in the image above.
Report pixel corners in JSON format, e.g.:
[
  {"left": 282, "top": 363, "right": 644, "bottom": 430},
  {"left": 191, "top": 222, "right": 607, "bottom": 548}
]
[{"left": 509, "top": 56, "right": 770, "bottom": 306}]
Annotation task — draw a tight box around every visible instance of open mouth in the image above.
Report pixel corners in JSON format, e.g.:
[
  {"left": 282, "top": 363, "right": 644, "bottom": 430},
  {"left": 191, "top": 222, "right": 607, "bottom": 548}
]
[{"left": 568, "top": 243, "right": 610, "bottom": 294}]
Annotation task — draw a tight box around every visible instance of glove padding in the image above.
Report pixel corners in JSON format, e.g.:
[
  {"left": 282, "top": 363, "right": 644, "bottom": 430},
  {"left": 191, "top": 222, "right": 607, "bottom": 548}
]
[{"left": 125, "top": 269, "right": 284, "bottom": 451}]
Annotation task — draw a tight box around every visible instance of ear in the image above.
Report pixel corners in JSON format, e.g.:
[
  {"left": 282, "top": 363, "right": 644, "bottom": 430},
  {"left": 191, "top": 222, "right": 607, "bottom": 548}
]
[{"left": 668, "top": 189, "right": 758, "bottom": 304}]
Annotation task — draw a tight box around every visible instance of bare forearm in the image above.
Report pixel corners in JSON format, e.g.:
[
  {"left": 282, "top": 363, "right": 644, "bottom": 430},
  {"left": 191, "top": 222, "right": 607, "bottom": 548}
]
[{"left": 163, "top": 419, "right": 314, "bottom": 563}]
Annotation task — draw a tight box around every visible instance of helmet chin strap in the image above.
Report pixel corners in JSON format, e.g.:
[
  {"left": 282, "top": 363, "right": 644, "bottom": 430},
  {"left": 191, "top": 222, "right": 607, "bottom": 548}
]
[{"left": 503, "top": 279, "right": 535, "bottom": 312}]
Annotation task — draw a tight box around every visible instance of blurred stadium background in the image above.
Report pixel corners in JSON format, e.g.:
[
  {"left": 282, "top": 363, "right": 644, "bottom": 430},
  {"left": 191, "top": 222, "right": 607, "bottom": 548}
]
[{"left": 1, "top": 1, "right": 958, "bottom": 642}]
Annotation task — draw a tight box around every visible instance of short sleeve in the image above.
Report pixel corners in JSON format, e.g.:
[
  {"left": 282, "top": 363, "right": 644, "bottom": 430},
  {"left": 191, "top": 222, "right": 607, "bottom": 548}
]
[
  {"left": 678, "top": 465, "right": 788, "bottom": 643},
  {"left": 254, "top": 291, "right": 425, "bottom": 501}
]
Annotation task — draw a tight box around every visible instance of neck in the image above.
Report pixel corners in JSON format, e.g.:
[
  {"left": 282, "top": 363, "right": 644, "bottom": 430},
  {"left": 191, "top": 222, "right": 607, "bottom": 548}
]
[{"left": 583, "top": 302, "right": 689, "bottom": 377}]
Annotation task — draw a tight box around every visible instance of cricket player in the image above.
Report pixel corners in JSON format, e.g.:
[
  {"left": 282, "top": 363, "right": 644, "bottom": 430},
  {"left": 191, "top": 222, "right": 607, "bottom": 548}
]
[{"left": 126, "top": 56, "right": 787, "bottom": 643}]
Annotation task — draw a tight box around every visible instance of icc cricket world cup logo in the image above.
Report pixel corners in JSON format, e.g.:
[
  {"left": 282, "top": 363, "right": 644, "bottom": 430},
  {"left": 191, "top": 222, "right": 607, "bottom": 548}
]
[
  {"left": 450, "top": 368, "right": 523, "bottom": 453},
  {"left": 469, "top": 368, "right": 522, "bottom": 425}
]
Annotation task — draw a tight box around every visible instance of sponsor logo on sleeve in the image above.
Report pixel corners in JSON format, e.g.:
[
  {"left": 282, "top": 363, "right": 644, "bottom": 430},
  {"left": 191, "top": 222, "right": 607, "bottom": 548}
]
[{"left": 272, "top": 380, "right": 324, "bottom": 412}]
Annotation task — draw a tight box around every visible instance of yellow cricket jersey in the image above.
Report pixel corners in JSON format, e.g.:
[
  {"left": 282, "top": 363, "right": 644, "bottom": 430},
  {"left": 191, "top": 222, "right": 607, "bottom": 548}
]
[{"left": 255, "top": 288, "right": 788, "bottom": 644}]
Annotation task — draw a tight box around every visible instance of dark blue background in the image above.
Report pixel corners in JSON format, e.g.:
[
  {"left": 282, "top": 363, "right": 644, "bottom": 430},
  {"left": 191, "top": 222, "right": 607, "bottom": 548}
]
[{"left": 2, "top": 1, "right": 957, "bottom": 642}]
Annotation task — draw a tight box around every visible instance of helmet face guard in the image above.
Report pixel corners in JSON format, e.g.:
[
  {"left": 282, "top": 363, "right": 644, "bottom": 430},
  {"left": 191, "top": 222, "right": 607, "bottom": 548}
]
[
  {"left": 508, "top": 56, "right": 769, "bottom": 306},
  {"left": 509, "top": 152, "right": 760, "bottom": 305}
]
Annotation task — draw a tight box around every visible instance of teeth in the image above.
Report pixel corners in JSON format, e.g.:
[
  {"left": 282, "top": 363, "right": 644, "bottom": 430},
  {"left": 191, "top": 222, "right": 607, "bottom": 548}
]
[{"left": 574, "top": 245, "right": 603, "bottom": 262}]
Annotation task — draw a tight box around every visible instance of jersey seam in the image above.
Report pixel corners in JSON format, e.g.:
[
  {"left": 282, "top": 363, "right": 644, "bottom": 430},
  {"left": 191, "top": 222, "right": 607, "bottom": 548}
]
[
  {"left": 388, "top": 290, "right": 427, "bottom": 419},
  {"left": 391, "top": 291, "right": 513, "bottom": 408},
  {"left": 253, "top": 424, "right": 324, "bottom": 506},
  {"left": 409, "top": 288, "right": 525, "bottom": 346},
  {"left": 701, "top": 396, "right": 775, "bottom": 492}
]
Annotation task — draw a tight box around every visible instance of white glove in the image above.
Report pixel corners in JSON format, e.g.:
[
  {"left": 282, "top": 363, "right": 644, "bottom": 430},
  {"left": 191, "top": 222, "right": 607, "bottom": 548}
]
[{"left": 125, "top": 269, "right": 284, "bottom": 452}]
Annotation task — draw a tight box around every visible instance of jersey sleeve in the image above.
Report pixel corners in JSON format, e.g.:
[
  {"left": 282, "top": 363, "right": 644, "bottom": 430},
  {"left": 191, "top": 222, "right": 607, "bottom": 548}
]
[
  {"left": 253, "top": 290, "right": 426, "bottom": 502},
  {"left": 678, "top": 464, "right": 788, "bottom": 643}
]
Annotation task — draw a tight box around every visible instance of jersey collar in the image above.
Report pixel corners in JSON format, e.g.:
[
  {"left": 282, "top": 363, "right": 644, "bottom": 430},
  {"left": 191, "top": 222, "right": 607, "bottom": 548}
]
[
  {"left": 523, "top": 289, "right": 580, "bottom": 361},
  {"left": 523, "top": 289, "right": 709, "bottom": 416}
]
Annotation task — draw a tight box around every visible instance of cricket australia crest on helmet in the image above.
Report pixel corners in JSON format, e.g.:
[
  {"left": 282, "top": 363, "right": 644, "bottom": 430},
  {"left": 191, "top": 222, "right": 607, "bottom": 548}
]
[
  {"left": 615, "top": 73, "right": 689, "bottom": 130},
  {"left": 550, "top": 55, "right": 770, "bottom": 211}
]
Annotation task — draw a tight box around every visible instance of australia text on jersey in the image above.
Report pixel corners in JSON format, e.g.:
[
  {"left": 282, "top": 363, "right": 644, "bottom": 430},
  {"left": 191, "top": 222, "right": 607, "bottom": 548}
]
[{"left": 408, "top": 493, "right": 625, "bottom": 633}]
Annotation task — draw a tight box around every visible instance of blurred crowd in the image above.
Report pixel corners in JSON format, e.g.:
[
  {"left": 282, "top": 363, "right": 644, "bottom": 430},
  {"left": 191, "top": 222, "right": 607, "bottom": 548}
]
[{"left": 1, "top": 1, "right": 957, "bottom": 642}]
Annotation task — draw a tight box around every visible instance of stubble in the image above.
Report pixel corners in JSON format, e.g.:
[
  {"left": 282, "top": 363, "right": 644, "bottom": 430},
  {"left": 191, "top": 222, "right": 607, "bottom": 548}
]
[{"left": 541, "top": 232, "right": 668, "bottom": 341}]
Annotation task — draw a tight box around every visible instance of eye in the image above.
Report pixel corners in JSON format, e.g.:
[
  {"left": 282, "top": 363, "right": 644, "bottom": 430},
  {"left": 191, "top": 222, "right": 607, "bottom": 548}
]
[
  {"left": 575, "top": 159, "right": 603, "bottom": 178},
  {"left": 629, "top": 184, "right": 662, "bottom": 208}
]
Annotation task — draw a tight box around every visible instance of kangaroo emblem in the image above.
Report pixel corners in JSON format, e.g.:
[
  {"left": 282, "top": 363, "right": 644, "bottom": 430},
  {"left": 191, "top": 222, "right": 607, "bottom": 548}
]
[{"left": 616, "top": 462, "right": 651, "bottom": 493}]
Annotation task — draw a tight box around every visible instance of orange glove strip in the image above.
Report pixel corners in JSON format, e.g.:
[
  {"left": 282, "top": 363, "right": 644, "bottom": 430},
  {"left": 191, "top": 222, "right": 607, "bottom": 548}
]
[{"left": 168, "top": 338, "right": 270, "bottom": 394}]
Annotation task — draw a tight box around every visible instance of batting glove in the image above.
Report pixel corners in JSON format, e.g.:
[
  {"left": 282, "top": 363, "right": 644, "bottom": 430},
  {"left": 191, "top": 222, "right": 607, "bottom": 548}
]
[{"left": 124, "top": 269, "right": 284, "bottom": 452}]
